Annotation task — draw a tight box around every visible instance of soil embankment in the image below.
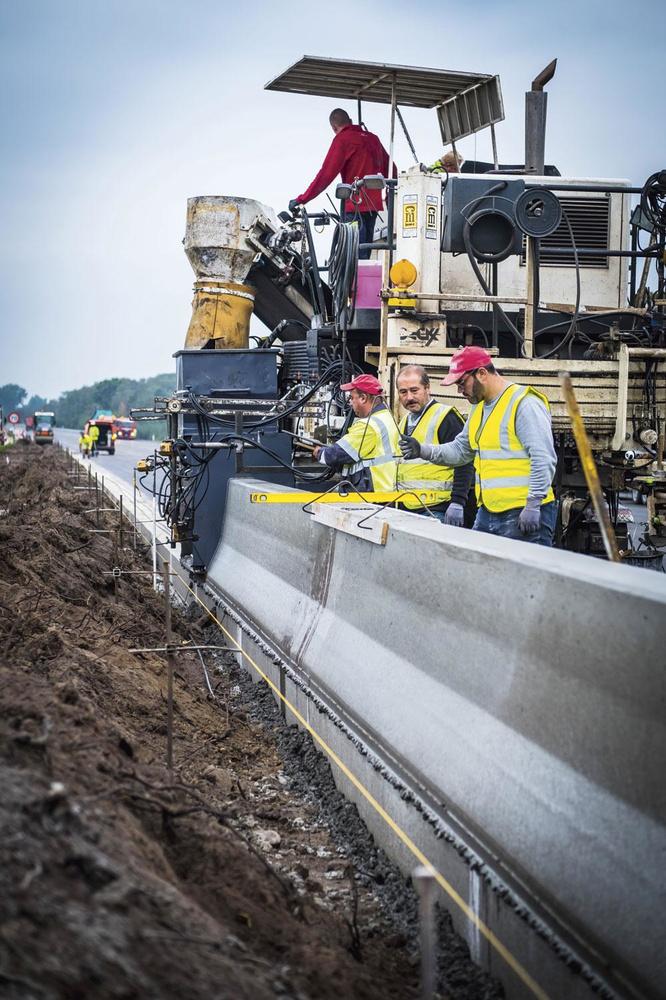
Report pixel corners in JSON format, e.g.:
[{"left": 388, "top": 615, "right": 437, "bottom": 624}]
[{"left": 0, "top": 445, "right": 501, "bottom": 1000}]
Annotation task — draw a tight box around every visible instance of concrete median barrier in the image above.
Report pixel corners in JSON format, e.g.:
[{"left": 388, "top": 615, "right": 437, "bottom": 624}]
[{"left": 207, "top": 479, "right": 666, "bottom": 999}]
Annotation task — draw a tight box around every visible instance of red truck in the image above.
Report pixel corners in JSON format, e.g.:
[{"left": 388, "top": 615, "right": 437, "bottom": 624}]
[{"left": 114, "top": 417, "right": 138, "bottom": 440}]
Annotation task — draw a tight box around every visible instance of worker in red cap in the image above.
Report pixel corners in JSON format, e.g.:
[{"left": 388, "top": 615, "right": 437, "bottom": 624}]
[
  {"left": 313, "top": 373, "right": 401, "bottom": 491},
  {"left": 399, "top": 346, "right": 557, "bottom": 545}
]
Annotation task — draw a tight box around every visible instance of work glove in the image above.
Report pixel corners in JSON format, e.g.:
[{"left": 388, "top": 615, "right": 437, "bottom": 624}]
[
  {"left": 399, "top": 435, "right": 421, "bottom": 460},
  {"left": 444, "top": 502, "right": 465, "bottom": 527},
  {"left": 288, "top": 198, "right": 301, "bottom": 214},
  {"left": 518, "top": 497, "right": 542, "bottom": 535}
]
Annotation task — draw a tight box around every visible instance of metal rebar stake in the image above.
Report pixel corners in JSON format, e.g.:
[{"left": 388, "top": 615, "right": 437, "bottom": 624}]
[
  {"left": 412, "top": 866, "right": 438, "bottom": 1000},
  {"left": 132, "top": 471, "right": 138, "bottom": 550},
  {"left": 112, "top": 531, "right": 119, "bottom": 604},
  {"left": 162, "top": 559, "right": 174, "bottom": 773},
  {"left": 152, "top": 451, "right": 158, "bottom": 590},
  {"left": 119, "top": 495, "right": 124, "bottom": 549}
]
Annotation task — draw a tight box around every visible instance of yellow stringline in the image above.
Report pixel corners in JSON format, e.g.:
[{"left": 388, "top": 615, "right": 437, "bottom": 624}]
[{"left": 179, "top": 576, "right": 550, "bottom": 1000}]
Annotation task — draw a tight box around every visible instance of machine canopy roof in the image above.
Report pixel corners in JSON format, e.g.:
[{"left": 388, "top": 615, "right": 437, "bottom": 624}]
[{"left": 265, "top": 56, "right": 495, "bottom": 111}]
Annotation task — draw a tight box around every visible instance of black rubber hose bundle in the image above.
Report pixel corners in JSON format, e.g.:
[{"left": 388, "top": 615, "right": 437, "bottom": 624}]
[{"left": 329, "top": 220, "right": 359, "bottom": 333}]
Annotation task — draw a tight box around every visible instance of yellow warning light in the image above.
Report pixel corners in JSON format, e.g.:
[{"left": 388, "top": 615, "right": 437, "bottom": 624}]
[{"left": 389, "top": 258, "right": 418, "bottom": 289}]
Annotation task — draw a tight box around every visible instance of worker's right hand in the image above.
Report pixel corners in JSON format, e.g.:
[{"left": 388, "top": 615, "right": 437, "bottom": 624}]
[
  {"left": 399, "top": 436, "right": 421, "bottom": 460},
  {"left": 288, "top": 198, "right": 301, "bottom": 214},
  {"left": 518, "top": 503, "right": 541, "bottom": 535}
]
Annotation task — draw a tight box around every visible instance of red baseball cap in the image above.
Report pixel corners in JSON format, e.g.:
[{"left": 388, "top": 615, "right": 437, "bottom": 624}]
[
  {"left": 340, "top": 374, "right": 384, "bottom": 395},
  {"left": 441, "top": 346, "right": 494, "bottom": 386}
]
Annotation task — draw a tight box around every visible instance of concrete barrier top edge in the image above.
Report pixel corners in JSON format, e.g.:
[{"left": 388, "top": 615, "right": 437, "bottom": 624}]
[{"left": 230, "top": 478, "right": 666, "bottom": 604}]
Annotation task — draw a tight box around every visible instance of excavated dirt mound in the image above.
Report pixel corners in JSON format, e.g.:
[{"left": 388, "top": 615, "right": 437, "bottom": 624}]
[{"left": 0, "top": 446, "right": 502, "bottom": 1000}]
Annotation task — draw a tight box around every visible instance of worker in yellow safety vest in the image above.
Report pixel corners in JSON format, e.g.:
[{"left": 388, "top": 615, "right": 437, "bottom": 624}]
[
  {"left": 88, "top": 423, "right": 100, "bottom": 456},
  {"left": 396, "top": 364, "right": 474, "bottom": 525},
  {"left": 313, "top": 374, "right": 400, "bottom": 492},
  {"left": 400, "top": 347, "right": 557, "bottom": 546},
  {"left": 79, "top": 430, "right": 91, "bottom": 457},
  {"left": 429, "top": 150, "right": 464, "bottom": 174}
]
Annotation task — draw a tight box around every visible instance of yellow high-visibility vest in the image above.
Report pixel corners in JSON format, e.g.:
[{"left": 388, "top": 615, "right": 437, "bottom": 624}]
[
  {"left": 335, "top": 407, "right": 401, "bottom": 492},
  {"left": 89, "top": 425, "right": 100, "bottom": 441},
  {"left": 467, "top": 384, "right": 555, "bottom": 513},
  {"left": 397, "top": 401, "right": 462, "bottom": 509}
]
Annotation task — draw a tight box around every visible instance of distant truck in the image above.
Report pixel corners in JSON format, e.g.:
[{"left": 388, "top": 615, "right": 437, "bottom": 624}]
[
  {"left": 85, "top": 417, "right": 116, "bottom": 455},
  {"left": 34, "top": 411, "right": 55, "bottom": 445},
  {"left": 114, "top": 417, "right": 138, "bottom": 440}
]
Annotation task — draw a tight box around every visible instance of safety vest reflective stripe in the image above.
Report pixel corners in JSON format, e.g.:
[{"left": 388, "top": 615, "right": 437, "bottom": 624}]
[
  {"left": 339, "top": 408, "right": 400, "bottom": 492},
  {"left": 397, "top": 402, "right": 461, "bottom": 509},
  {"left": 467, "top": 384, "right": 555, "bottom": 513}
]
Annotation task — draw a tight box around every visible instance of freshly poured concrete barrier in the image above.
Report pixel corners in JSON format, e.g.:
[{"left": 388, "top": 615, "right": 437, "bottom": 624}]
[{"left": 208, "top": 479, "right": 666, "bottom": 998}]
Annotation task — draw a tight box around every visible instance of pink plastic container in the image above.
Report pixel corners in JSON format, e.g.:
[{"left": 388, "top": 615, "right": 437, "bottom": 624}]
[{"left": 356, "top": 261, "right": 382, "bottom": 309}]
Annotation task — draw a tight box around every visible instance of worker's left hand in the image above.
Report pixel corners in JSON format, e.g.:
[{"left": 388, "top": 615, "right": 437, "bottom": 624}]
[
  {"left": 288, "top": 198, "right": 301, "bottom": 214},
  {"left": 518, "top": 501, "right": 541, "bottom": 535},
  {"left": 444, "top": 502, "right": 465, "bottom": 527},
  {"left": 312, "top": 446, "right": 322, "bottom": 461}
]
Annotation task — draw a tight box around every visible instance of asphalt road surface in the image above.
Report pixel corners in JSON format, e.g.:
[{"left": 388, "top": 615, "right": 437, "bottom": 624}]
[{"left": 55, "top": 428, "right": 162, "bottom": 501}]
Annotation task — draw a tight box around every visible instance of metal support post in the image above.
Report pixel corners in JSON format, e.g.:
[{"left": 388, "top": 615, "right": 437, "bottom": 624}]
[
  {"left": 629, "top": 226, "right": 638, "bottom": 305},
  {"left": 523, "top": 237, "right": 535, "bottom": 358},
  {"left": 152, "top": 451, "right": 158, "bottom": 590},
  {"left": 132, "top": 471, "right": 138, "bottom": 550},
  {"left": 234, "top": 412, "right": 244, "bottom": 474},
  {"left": 162, "top": 559, "right": 174, "bottom": 773},
  {"left": 95, "top": 473, "right": 100, "bottom": 527},
  {"left": 387, "top": 74, "right": 397, "bottom": 184},
  {"left": 118, "top": 495, "right": 124, "bottom": 549},
  {"left": 490, "top": 123, "right": 499, "bottom": 170},
  {"left": 412, "top": 866, "right": 438, "bottom": 1000},
  {"left": 491, "top": 262, "right": 499, "bottom": 349}
]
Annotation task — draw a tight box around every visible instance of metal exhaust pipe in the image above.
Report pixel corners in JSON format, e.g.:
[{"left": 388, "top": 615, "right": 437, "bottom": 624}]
[{"left": 525, "top": 58, "right": 557, "bottom": 175}]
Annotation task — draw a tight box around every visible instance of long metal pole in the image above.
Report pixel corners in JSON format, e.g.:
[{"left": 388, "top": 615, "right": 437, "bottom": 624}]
[
  {"left": 162, "top": 559, "right": 174, "bottom": 773},
  {"left": 490, "top": 123, "right": 499, "bottom": 170},
  {"left": 387, "top": 73, "right": 397, "bottom": 183},
  {"left": 560, "top": 372, "right": 621, "bottom": 562}
]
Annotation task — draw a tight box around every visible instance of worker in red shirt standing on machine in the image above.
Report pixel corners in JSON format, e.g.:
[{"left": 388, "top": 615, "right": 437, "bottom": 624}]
[{"left": 289, "top": 108, "right": 396, "bottom": 259}]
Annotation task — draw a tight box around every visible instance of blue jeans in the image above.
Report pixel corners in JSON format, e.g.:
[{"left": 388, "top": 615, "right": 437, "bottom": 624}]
[
  {"left": 358, "top": 212, "right": 378, "bottom": 259},
  {"left": 473, "top": 501, "right": 558, "bottom": 547}
]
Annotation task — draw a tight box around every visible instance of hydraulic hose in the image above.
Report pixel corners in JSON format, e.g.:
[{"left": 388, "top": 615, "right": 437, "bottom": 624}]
[{"left": 329, "top": 220, "right": 359, "bottom": 332}]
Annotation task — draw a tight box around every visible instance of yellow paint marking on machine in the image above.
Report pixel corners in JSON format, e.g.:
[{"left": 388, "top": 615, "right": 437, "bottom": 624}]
[{"left": 249, "top": 490, "right": 442, "bottom": 505}]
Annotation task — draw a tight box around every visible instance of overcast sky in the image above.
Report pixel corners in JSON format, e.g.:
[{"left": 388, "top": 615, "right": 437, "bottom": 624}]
[{"left": 1, "top": 0, "right": 663, "bottom": 398}]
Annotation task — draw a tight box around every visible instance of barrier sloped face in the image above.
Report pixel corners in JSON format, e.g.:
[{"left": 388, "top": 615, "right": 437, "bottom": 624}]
[{"left": 209, "top": 479, "right": 666, "bottom": 995}]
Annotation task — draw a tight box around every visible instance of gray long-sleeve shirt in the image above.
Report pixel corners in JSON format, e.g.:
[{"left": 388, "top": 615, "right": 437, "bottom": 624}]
[{"left": 419, "top": 386, "right": 557, "bottom": 501}]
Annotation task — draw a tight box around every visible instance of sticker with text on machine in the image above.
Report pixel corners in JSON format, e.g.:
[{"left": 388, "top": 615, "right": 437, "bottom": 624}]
[
  {"left": 402, "top": 195, "right": 418, "bottom": 237},
  {"left": 425, "top": 195, "right": 438, "bottom": 239}
]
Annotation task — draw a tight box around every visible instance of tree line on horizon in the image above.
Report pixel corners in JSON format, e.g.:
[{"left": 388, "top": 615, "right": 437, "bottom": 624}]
[{"left": 0, "top": 374, "right": 175, "bottom": 438}]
